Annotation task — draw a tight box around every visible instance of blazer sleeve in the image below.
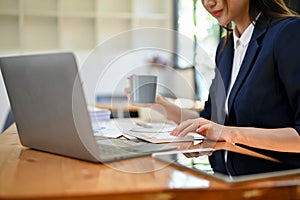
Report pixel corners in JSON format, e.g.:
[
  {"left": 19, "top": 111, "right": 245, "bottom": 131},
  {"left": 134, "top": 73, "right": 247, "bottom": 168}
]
[
  {"left": 200, "top": 39, "right": 226, "bottom": 120},
  {"left": 274, "top": 18, "right": 300, "bottom": 135}
]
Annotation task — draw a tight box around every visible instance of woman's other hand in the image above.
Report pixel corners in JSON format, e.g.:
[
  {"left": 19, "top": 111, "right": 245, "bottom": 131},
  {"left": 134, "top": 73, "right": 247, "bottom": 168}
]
[{"left": 124, "top": 87, "right": 166, "bottom": 107}]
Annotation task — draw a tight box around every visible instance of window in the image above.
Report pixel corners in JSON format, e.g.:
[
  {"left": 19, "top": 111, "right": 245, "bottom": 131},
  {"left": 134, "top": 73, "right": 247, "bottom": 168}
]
[
  {"left": 174, "top": 0, "right": 220, "bottom": 101},
  {"left": 175, "top": 0, "right": 220, "bottom": 67}
]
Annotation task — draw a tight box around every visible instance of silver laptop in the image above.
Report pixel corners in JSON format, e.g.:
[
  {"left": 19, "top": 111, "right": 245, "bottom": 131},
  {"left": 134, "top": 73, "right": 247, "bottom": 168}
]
[{"left": 0, "top": 52, "right": 176, "bottom": 163}]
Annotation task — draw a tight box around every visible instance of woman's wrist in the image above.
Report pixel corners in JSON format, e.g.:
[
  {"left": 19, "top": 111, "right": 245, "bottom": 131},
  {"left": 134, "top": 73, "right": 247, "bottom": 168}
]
[
  {"left": 223, "top": 126, "right": 240, "bottom": 144},
  {"left": 156, "top": 95, "right": 174, "bottom": 109}
]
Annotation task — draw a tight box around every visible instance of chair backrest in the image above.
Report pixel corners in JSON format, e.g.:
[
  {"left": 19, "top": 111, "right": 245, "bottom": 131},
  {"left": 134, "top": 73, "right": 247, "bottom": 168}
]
[{"left": 2, "top": 109, "right": 14, "bottom": 133}]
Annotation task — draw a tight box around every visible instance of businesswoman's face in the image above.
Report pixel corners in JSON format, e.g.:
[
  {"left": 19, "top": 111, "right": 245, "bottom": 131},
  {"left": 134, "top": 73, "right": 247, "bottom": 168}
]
[{"left": 201, "top": 0, "right": 250, "bottom": 34}]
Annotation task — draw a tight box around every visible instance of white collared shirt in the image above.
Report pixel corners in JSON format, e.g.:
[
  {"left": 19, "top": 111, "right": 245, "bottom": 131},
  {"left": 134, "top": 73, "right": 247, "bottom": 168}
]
[{"left": 224, "top": 23, "right": 255, "bottom": 115}]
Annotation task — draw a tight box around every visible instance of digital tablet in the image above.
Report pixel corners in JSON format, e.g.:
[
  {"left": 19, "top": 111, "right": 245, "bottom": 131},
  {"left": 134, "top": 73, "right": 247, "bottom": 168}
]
[{"left": 152, "top": 149, "right": 300, "bottom": 184}]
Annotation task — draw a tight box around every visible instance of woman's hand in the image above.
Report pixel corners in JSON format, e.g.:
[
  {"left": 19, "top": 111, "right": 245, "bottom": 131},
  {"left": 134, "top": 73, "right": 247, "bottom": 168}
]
[
  {"left": 170, "top": 118, "right": 228, "bottom": 142},
  {"left": 124, "top": 87, "right": 166, "bottom": 107},
  {"left": 124, "top": 86, "right": 200, "bottom": 124}
]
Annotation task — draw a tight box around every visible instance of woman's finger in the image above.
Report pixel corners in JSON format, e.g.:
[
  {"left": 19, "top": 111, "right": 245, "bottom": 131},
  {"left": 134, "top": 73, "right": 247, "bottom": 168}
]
[
  {"left": 170, "top": 119, "right": 200, "bottom": 137},
  {"left": 170, "top": 119, "right": 193, "bottom": 136},
  {"left": 196, "top": 124, "right": 210, "bottom": 138}
]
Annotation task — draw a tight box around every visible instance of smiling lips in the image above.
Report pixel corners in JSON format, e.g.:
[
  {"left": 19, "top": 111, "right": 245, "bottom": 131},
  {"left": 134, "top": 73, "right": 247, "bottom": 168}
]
[{"left": 212, "top": 9, "right": 223, "bottom": 17}]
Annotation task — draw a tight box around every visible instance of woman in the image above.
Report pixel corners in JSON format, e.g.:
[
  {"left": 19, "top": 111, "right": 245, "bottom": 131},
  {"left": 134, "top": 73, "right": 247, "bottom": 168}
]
[{"left": 143, "top": 0, "right": 300, "bottom": 175}]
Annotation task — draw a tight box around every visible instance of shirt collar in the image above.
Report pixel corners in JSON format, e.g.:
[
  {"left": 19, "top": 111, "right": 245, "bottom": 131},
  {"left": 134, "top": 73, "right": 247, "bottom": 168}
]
[
  {"left": 233, "top": 23, "right": 255, "bottom": 49},
  {"left": 233, "top": 12, "right": 261, "bottom": 49}
]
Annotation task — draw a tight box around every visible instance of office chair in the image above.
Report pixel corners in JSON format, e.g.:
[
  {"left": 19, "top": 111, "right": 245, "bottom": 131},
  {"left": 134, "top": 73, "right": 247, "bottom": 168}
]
[{"left": 1, "top": 109, "right": 14, "bottom": 133}]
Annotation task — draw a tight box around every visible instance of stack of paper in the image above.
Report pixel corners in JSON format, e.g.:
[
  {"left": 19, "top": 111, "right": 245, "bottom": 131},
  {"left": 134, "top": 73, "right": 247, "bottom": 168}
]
[
  {"left": 89, "top": 107, "right": 111, "bottom": 122},
  {"left": 127, "top": 123, "right": 205, "bottom": 143},
  {"left": 88, "top": 106, "right": 111, "bottom": 133}
]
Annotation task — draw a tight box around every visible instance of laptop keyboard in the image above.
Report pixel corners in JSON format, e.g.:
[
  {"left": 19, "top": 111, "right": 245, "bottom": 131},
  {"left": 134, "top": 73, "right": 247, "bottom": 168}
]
[
  {"left": 95, "top": 137, "right": 177, "bottom": 162},
  {"left": 96, "top": 137, "right": 145, "bottom": 147},
  {"left": 97, "top": 143, "right": 140, "bottom": 154}
]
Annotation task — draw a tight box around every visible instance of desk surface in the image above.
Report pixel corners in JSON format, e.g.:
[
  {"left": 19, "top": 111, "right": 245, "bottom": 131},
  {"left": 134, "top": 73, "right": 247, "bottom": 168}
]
[
  {"left": 1, "top": 125, "right": 300, "bottom": 200},
  {"left": 96, "top": 103, "right": 139, "bottom": 112}
]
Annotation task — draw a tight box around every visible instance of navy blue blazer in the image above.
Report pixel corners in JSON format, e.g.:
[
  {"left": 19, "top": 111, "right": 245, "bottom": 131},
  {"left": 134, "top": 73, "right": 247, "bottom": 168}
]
[{"left": 200, "top": 15, "right": 300, "bottom": 175}]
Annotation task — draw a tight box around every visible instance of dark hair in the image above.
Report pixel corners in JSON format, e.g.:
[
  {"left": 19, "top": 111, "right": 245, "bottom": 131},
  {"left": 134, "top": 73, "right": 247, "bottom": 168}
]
[{"left": 222, "top": 0, "right": 298, "bottom": 48}]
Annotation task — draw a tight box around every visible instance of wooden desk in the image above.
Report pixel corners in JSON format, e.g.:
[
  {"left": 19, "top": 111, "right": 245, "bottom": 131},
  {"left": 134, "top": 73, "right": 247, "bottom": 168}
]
[
  {"left": 96, "top": 103, "right": 139, "bottom": 112},
  {"left": 1, "top": 125, "right": 300, "bottom": 200},
  {"left": 96, "top": 103, "right": 139, "bottom": 118}
]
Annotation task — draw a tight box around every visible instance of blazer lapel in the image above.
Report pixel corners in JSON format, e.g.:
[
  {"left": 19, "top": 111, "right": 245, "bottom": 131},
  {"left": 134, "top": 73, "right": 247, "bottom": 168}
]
[
  {"left": 227, "top": 24, "right": 268, "bottom": 114},
  {"left": 219, "top": 39, "right": 234, "bottom": 93}
]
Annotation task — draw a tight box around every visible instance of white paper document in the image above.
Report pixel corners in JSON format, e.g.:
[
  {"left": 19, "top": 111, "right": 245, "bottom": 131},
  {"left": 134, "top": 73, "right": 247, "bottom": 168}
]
[
  {"left": 93, "top": 119, "right": 205, "bottom": 143},
  {"left": 130, "top": 123, "right": 176, "bottom": 133},
  {"left": 127, "top": 123, "right": 205, "bottom": 143}
]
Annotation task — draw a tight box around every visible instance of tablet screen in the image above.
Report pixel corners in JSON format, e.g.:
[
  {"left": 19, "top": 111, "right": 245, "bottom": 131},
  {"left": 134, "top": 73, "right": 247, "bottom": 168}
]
[{"left": 152, "top": 149, "right": 300, "bottom": 183}]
